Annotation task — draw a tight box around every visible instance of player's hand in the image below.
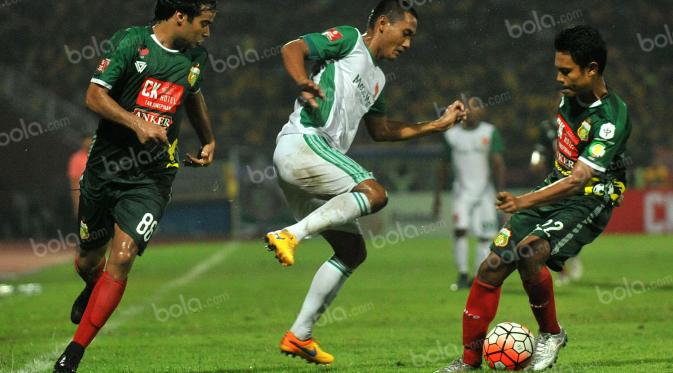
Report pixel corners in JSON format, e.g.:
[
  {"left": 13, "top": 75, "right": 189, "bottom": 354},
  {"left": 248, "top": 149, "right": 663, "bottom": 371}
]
[
  {"left": 298, "top": 79, "right": 325, "bottom": 109},
  {"left": 133, "top": 118, "right": 169, "bottom": 145},
  {"left": 435, "top": 100, "right": 467, "bottom": 131},
  {"left": 184, "top": 142, "right": 215, "bottom": 167},
  {"left": 495, "top": 191, "right": 522, "bottom": 213}
]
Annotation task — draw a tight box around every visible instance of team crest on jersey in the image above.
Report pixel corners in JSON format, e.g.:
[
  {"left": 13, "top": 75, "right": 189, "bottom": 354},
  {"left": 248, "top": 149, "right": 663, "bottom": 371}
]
[
  {"left": 322, "top": 28, "right": 343, "bottom": 42},
  {"left": 79, "top": 221, "right": 90, "bottom": 240},
  {"left": 96, "top": 58, "right": 111, "bottom": 73},
  {"left": 188, "top": 64, "right": 201, "bottom": 88},
  {"left": 494, "top": 228, "right": 512, "bottom": 248},
  {"left": 577, "top": 120, "right": 591, "bottom": 141}
]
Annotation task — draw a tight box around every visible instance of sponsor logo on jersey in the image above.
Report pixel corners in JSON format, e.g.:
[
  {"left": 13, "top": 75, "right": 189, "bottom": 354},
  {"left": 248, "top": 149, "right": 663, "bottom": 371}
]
[
  {"left": 353, "top": 74, "right": 374, "bottom": 107},
  {"left": 589, "top": 143, "right": 606, "bottom": 158},
  {"left": 577, "top": 119, "right": 591, "bottom": 141},
  {"left": 555, "top": 153, "right": 575, "bottom": 172},
  {"left": 96, "top": 58, "right": 111, "bottom": 73},
  {"left": 133, "top": 108, "right": 173, "bottom": 128},
  {"left": 494, "top": 228, "right": 512, "bottom": 248},
  {"left": 135, "top": 61, "right": 148, "bottom": 73},
  {"left": 556, "top": 114, "right": 580, "bottom": 160},
  {"left": 136, "top": 78, "right": 184, "bottom": 113},
  {"left": 79, "top": 220, "right": 90, "bottom": 240},
  {"left": 599, "top": 122, "right": 616, "bottom": 140},
  {"left": 322, "top": 28, "right": 343, "bottom": 42},
  {"left": 188, "top": 63, "right": 201, "bottom": 88}
]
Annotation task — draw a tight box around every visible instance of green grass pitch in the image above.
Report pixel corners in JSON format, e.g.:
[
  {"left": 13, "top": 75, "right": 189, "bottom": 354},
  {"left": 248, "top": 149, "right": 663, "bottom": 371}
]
[{"left": 1, "top": 235, "right": 673, "bottom": 372}]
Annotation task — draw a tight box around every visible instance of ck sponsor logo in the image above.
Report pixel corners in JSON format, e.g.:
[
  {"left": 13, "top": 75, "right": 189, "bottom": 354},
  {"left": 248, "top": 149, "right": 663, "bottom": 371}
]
[{"left": 136, "top": 78, "right": 185, "bottom": 114}]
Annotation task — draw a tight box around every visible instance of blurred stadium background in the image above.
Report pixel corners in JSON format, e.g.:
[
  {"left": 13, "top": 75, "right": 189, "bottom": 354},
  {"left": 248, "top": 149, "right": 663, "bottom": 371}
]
[{"left": 0, "top": 1, "right": 671, "bottom": 281}]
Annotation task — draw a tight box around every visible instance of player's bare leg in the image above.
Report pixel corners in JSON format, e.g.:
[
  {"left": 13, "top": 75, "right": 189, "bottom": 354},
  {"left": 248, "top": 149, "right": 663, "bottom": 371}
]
[
  {"left": 266, "top": 179, "right": 387, "bottom": 266},
  {"left": 55, "top": 225, "right": 137, "bottom": 373},
  {"left": 516, "top": 237, "right": 566, "bottom": 371},
  {"left": 281, "top": 230, "right": 366, "bottom": 364},
  {"left": 436, "top": 251, "right": 516, "bottom": 372},
  {"left": 71, "top": 243, "right": 108, "bottom": 324}
]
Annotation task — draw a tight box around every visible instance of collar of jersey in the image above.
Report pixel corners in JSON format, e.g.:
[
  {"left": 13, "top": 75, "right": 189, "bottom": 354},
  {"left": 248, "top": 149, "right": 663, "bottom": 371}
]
[{"left": 149, "top": 30, "right": 180, "bottom": 53}]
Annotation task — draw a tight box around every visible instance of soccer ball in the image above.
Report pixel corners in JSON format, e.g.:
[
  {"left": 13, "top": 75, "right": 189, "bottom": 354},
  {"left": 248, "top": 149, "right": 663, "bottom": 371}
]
[{"left": 483, "top": 322, "right": 534, "bottom": 370}]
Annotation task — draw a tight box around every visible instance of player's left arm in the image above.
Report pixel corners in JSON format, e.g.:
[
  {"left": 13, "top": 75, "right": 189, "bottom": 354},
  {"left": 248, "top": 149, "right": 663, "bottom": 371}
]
[
  {"left": 497, "top": 119, "right": 628, "bottom": 213},
  {"left": 496, "top": 160, "right": 594, "bottom": 213},
  {"left": 184, "top": 91, "right": 216, "bottom": 167},
  {"left": 364, "top": 101, "right": 467, "bottom": 141}
]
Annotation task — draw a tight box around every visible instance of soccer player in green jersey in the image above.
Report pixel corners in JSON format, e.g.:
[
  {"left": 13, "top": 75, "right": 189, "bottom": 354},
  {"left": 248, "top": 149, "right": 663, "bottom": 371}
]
[
  {"left": 265, "top": 0, "right": 467, "bottom": 365},
  {"left": 54, "top": 1, "right": 217, "bottom": 372},
  {"left": 437, "top": 26, "right": 631, "bottom": 372}
]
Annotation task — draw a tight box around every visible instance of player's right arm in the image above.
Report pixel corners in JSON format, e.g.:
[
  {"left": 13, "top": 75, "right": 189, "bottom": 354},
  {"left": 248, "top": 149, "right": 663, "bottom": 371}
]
[
  {"left": 87, "top": 29, "right": 167, "bottom": 145},
  {"left": 281, "top": 39, "right": 325, "bottom": 109},
  {"left": 282, "top": 26, "right": 359, "bottom": 109},
  {"left": 85, "top": 85, "right": 168, "bottom": 145}
]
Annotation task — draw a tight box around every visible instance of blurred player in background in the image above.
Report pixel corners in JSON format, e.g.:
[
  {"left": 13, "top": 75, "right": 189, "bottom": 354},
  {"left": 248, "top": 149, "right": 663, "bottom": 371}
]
[
  {"left": 530, "top": 117, "right": 583, "bottom": 286},
  {"left": 434, "top": 100, "right": 505, "bottom": 290},
  {"left": 437, "top": 25, "right": 631, "bottom": 372},
  {"left": 265, "top": 0, "right": 467, "bottom": 365},
  {"left": 54, "top": 1, "right": 217, "bottom": 372},
  {"left": 68, "top": 135, "right": 93, "bottom": 218}
]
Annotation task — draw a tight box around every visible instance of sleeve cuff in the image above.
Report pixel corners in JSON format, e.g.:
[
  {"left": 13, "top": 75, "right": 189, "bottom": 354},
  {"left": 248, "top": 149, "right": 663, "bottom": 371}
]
[
  {"left": 578, "top": 156, "right": 606, "bottom": 173},
  {"left": 90, "top": 78, "right": 113, "bottom": 90},
  {"left": 189, "top": 88, "right": 202, "bottom": 95}
]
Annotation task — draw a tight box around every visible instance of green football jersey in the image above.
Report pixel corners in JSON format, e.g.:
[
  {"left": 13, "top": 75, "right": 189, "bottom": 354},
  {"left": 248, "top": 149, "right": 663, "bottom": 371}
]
[
  {"left": 85, "top": 25, "right": 207, "bottom": 187},
  {"left": 548, "top": 91, "right": 631, "bottom": 198}
]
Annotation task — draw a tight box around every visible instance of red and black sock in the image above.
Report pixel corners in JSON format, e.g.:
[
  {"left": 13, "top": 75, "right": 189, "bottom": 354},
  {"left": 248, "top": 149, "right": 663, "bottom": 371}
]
[
  {"left": 72, "top": 271, "right": 127, "bottom": 348},
  {"left": 462, "top": 279, "right": 501, "bottom": 367},
  {"left": 522, "top": 266, "right": 561, "bottom": 334}
]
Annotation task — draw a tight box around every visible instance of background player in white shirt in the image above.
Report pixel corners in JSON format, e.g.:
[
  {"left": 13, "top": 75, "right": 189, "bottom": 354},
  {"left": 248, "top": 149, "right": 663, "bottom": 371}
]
[
  {"left": 434, "top": 103, "right": 506, "bottom": 289},
  {"left": 265, "top": 0, "right": 467, "bottom": 365}
]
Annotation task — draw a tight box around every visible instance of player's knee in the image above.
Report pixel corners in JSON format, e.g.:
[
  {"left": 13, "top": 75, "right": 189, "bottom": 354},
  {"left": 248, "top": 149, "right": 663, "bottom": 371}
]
[
  {"left": 354, "top": 180, "right": 388, "bottom": 214},
  {"left": 477, "top": 252, "right": 515, "bottom": 287}
]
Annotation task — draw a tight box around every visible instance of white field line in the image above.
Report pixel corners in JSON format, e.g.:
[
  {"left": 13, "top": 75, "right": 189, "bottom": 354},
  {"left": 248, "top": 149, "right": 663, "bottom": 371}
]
[{"left": 13, "top": 244, "right": 239, "bottom": 373}]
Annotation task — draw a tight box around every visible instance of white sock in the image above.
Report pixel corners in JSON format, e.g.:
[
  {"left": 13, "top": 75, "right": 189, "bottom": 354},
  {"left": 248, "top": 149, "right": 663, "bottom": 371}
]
[
  {"left": 286, "top": 192, "right": 370, "bottom": 242},
  {"left": 454, "top": 235, "right": 468, "bottom": 274},
  {"left": 290, "top": 256, "right": 352, "bottom": 340},
  {"left": 475, "top": 240, "right": 491, "bottom": 274}
]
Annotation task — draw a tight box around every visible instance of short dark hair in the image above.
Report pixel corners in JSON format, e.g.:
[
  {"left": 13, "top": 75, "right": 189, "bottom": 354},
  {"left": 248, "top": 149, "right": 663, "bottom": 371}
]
[
  {"left": 554, "top": 25, "right": 607, "bottom": 74},
  {"left": 367, "top": 0, "right": 418, "bottom": 30},
  {"left": 154, "top": 0, "right": 217, "bottom": 23}
]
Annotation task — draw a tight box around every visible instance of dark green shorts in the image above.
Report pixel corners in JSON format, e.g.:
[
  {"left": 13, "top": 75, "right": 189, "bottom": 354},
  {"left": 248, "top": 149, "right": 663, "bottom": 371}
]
[
  {"left": 490, "top": 196, "right": 613, "bottom": 271},
  {"left": 77, "top": 181, "right": 171, "bottom": 255}
]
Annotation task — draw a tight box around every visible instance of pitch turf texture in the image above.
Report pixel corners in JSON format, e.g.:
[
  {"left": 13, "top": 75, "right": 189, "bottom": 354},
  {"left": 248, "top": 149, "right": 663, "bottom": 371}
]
[{"left": 2, "top": 235, "right": 672, "bottom": 372}]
